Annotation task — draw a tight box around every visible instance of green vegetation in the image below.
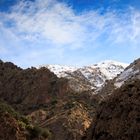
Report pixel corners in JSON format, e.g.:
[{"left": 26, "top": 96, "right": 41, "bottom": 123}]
[
  {"left": 0, "top": 101, "right": 52, "bottom": 139},
  {"left": 27, "top": 125, "right": 52, "bottom": 139},
  {"left": 0, "top": 101, "right": 29, "bottom": 124}
]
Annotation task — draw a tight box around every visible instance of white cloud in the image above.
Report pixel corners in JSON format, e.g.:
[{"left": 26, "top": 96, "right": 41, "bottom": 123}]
[
  {"left": 2, "top": 0, "right": 140, "bottom": 46},
  {"left": 0, "top": 0, "right": 140, "bottom": 67},
  {"left": 5, "top": 0, "right": 85, "bottom": 46}
]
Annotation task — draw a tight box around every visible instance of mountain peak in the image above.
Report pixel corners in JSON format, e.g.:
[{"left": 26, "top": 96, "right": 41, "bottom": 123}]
[
  {"left": 43, "top": 60, "right": 128, "bottom": 92},
  {"left": 92, "top": 60, "right": 128, "bottom": 68},
  {"left": 42, "top": 64, "right": 77, "bottom": 78}
]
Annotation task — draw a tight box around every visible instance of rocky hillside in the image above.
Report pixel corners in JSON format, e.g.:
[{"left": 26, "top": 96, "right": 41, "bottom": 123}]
[
  {"left": 84, "top": 58, "right": 140, "bottom": 140},
  {"left": 99, "top": 58, "right": 140, "bottom": 97},
  {"left": 85, "top": 79, "right": 140, "bottom": 140},
  {"left": 0, "top": 58, "right": 139, "bottom": 140},
  {"left": 25, "top": 88, "right": 103, "bottom": 140},
  {"left": 114, "top": 58, "right": 140, "bottom": 88},
  {"left": 0, "top": 100, "right": 51, "bottom": 140},
  {"left": 44, "top": 61, "right": 128, "bottom": 93},
  {"left": 0, "top": 60, "right": 69, "bottom": 114},
  {"left": 0, "top": 60, "right": 98, "bottom": 140}
]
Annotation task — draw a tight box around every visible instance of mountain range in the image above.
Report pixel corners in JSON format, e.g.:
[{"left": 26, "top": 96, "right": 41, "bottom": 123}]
[
  {"left": 44, "top": 60, "right": 128, "bottom": 92},
  {"left": 0, "top": 58, "right": 139, "bottom": 140}
]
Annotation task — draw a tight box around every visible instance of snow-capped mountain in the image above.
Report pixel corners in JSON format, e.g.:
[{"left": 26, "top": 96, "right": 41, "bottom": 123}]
[
  {"left": 45, "top": 64, "right": 77, "bottom": 77},
  {"left": 114, "top": 58, "right": 140, "bottom": 88},
  {"left": 76, "top": 60, "right": 128, "bottom": 88},
  {"left": 99, "top": 58, "right": 140, "bottom": 97},
  {"left": 43, "top": 60, "right": 128, "bottom": 92}
]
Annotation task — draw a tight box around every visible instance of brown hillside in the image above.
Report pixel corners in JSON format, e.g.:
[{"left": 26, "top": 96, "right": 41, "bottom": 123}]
[
  {"left": 85, "top": 79, "right": 140, "bottom": 140},
  {"left": 0, "top": 60, "right": 69, "bottom": 114},
  {"left": 0, "top": 100, "right": 52, "bottom": 140},
  {"left": 0, "top": 60, "right": 99, "bottom": 140}
]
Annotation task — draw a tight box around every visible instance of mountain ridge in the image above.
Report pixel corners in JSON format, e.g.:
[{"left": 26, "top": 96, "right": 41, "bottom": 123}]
[
  {"left": 0, "top": 58, "right": 140, "bottom": 140},
  {"left": 42, "top": 60, "right": 128, "bottom": 92}
]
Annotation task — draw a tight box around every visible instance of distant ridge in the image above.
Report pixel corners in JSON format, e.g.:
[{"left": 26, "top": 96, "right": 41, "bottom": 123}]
[{"left": 42, "top": 60, "right": 128, "bottom": 92}]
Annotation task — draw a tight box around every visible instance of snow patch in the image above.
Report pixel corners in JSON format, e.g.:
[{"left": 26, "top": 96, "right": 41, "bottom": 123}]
[
  {"left": 115, "top": 67, "right": 140, "bottom": 88},
  {"left": 43, "top": 64, "right": 77, "bottom": 78},
  {"left": 91, "top": 60, "right": 128, "bottom": 80}
]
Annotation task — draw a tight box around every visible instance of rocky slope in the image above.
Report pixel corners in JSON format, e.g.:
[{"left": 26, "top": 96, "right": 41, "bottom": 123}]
[
  {"left": 0, "top": 58, "right": 139, "bottom": 140},
  {"left": 0, "top": 60, "right": 97, "bottom": 140},
  {"left": 0, "top": 100, "right": 51, "bottom": 140},
  {"left": 84, "top": 58, "right": 140, "bottom": 140},
  {"left": 26, "top": 89, "right": 104, "bottom": 140},
  {"left": 0, "top": 101, "right": 28, "bottom": 140},
  {"left": 99, "top": 58, "right": 140, "bottom": 97},
  {"left": 0, "top": 60, "right": 69, "bottom": 114},
  {"left": 29, "top": 101, "right": 91, "bottom": 140},
  {"left": 85, "top": 79, "right": 140, "bottom": 140},
  {"left": 114, "top": 58, "right": 140, "bottom": 88},
  {"left": 44, "top": 60, "right": 128, "bottom": 93}
]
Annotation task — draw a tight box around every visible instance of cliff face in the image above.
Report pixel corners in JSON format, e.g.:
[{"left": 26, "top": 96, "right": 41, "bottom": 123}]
[{"left": 85, "top": 79, "right": 140, "bottom": 140}]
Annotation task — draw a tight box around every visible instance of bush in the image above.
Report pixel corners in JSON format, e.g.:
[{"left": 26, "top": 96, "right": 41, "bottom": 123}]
[
  {"left": 27, "top": 125, "right": 51, "bottom": 139},
  {"left": 0, "top": 101, "right": 19, "bottom": 119},
  {"left": 42, "top": 128, "right": 52, "bottom": 138}
]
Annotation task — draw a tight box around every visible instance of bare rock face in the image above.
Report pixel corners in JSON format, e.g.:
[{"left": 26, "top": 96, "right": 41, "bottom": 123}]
[{"left": 85, "top": 79, "right": 140, "bottom": 140}]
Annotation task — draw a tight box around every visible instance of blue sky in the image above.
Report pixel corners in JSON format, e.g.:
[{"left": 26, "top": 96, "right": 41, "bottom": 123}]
[{"left": 0, "top": 0, "right": 140, "bottom": 68}]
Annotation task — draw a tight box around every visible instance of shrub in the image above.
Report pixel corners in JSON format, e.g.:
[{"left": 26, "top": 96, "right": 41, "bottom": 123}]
[
  {"left": 41, "top": 128, "right": 52, "bottom": 138},
  {"left": 27, "top": 125, "right": 51, "bottom": 139}
]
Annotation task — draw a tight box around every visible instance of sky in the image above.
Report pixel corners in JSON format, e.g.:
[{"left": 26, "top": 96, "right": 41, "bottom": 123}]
[{"left": 0, "top": 0, "right": 140, "bottom": 68}]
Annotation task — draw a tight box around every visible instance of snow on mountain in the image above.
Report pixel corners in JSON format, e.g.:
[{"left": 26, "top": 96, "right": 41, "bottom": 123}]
[
  {"left": 91, "top": 60, "right": 128, "bottom": 79},
  {"left": 45, "top": 64, "right": 77, "bottom": 77},
  {"left": 114, "top": 59, "right": 140, "bottom": 88},
  {"left": 43, "top": 60, "right": 128, "bottom": 92},
  {"left": 74, "top": 60, "right": 128, "bottom": 89},
  {"left": 114, "top": 67, "right": 139, "bottom": 88}
]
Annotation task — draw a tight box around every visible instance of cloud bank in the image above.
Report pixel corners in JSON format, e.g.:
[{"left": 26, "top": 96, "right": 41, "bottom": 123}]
[{"left": 0, "top": 0, "right": 140, "bottom": 67}]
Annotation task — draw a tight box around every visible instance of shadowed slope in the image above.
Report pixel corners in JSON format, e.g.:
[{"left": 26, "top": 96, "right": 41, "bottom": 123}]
[{"left": 85, "top": 79, "right": 140, "bottom": 140}]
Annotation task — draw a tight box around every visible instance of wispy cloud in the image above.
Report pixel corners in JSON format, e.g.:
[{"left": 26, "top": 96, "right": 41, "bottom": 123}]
[{"left": 0, "top": 0, "right": 140, "bottom": 67}]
